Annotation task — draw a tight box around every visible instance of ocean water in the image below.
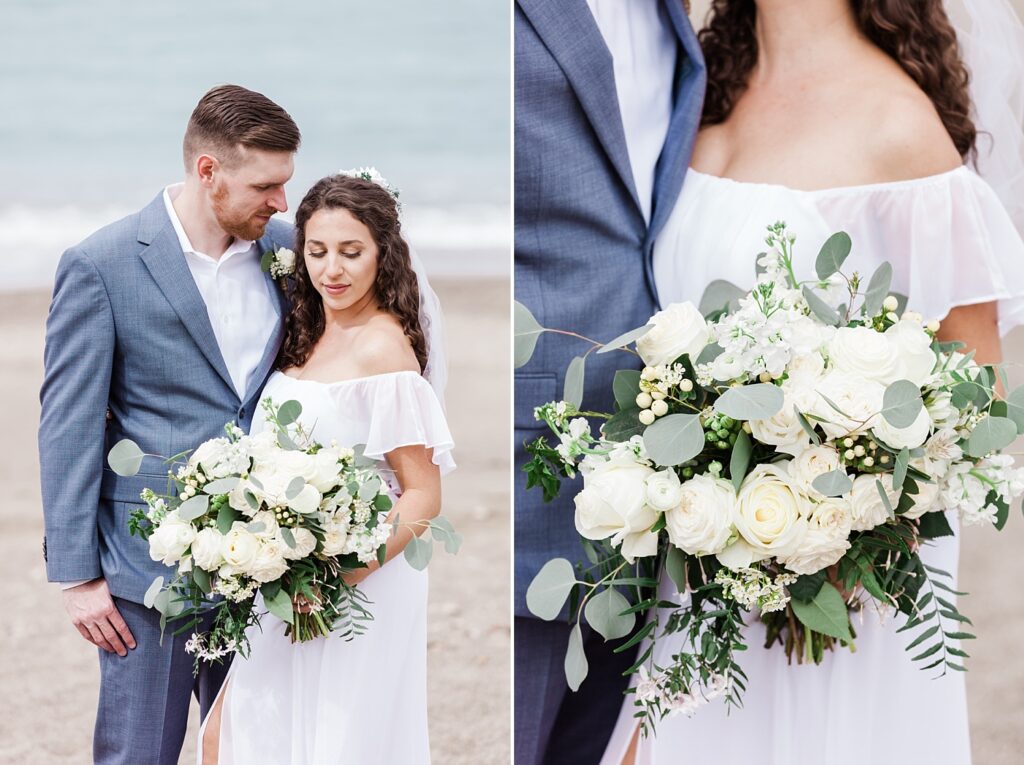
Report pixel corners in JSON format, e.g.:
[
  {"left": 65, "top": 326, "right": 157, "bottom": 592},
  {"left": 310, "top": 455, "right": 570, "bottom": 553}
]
[{"left": 0, "top": 0, "right": 510, "bottom": 289}]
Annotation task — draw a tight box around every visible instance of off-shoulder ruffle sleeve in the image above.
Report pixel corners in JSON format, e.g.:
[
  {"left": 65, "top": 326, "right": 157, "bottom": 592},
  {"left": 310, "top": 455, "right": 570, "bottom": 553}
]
[
  {"left": 816, "top": 168, "right": 1024, "bottom": 336},
  {"left": 328, "top": 371, "right": 455, "bottom": 475}
]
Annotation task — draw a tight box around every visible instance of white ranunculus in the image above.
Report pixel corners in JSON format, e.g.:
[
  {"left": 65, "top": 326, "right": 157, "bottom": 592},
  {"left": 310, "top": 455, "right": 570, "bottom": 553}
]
[
  {"left": 190, "top": 527, "right": 225, "bottom": 571},
  {"left": 148, "top": 510, "right": 197, "bottom": 566},
  {"left": 665, "top": 474, "right": 736, "bottom": 556},
  {"left": 749, "top": 398, "right": 810, "bottom": 457},
  {"left": 808, "top": 372, "right": 885, "bottom": 439},
  {"left": 248, "top": 541, "right": 289, "bottom": 583},
  {"left": 789, "top": 445, "right": 843, "bottom": 495},
  {"left": 221, "top": 523, "right": 261, "bottom": 572},
  {"left": 645, "top": 470, "right": 683, "bottom": 512},
  {"left": 850, "top": 473, "right": 900, "bottom": 531},
  {"left": 780, "top": 497, "right": 853, "bottom": 575},
  {"left": 636, "top": 302, "right": 711, "bottom": 367},
  {"left": 728, "top": 462, "right": 809, "bottom": 566},
  {"left": 280, "top": 527, "right": 318, "bottom": 560},
  {"left": 288, "top": 484, "right": 323, "bottom": 515},
  {"left": 872, "top": 405, "right": 931, "bottom": 450},
  {"left": 828, "top": 326, "right": 901, "bottom": 386},
  {"left": 574, "top": 455, "right": 658, "bottom": 563},
  {"left": 886, "top": 319, "right": 938, "bottom": 386}
]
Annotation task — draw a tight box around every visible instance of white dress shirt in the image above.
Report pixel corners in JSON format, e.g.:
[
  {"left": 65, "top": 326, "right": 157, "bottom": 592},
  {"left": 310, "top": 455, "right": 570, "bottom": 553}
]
[
  {"left": 60, "top": 186, "right": 279, "bottom": 590},
  {"left": 586, "top": 0, "right": 678, "bottom": 223}
]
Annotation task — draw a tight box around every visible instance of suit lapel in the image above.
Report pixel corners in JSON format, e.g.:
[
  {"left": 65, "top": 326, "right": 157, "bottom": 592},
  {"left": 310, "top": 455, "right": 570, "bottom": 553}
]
[
  {"left": 137, "top": 195, "right": 236, "bottom": 395},
  {"left": 242, "top": 234, "right": 288, "bottom": 404},
  {"left": 518, "top": 0, "right": 642, "bottom": 217}
]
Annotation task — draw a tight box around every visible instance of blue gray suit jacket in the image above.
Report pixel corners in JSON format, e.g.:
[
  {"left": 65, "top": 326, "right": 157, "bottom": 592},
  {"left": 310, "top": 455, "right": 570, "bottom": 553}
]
[
  {"left": 514, "top": 0, "right": 706, "bottom": 617},
  {"left": 38, "top": 192, "right": 294, "bottom": 604}
]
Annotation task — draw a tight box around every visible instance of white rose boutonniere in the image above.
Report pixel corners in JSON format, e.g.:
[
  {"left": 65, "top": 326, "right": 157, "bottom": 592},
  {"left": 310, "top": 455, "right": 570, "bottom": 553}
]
[{"left": 262, "top": 246, "right": 297, "bottom": 279}]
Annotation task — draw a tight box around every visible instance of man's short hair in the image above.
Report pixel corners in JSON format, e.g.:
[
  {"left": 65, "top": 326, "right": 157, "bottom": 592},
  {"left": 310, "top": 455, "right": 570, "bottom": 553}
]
[{"left": 183, "top": 84, "right": 301, "bottom": 171}]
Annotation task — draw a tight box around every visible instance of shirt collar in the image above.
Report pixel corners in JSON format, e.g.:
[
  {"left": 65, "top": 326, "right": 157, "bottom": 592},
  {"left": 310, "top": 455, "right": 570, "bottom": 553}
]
[{"left": 162, "top": 183, "right": 256, "bottom": 262}]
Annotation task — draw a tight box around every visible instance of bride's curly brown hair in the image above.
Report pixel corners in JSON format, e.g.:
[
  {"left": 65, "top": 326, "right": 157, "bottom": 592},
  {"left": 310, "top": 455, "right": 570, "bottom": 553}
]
[
  {"left": 697, "top": 0, "right": 977, "bottom": 159},
  {"left": 277, "top": 175, "right": 427, "bottom": 372}
]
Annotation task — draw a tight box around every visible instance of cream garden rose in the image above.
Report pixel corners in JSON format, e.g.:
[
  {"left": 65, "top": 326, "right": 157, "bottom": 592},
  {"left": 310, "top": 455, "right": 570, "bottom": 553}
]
[
  {"left": 779, "top": 497, "right": 853, "bottom": 575},
  {"left": 148, "top": 510, "right": 197, "bottom": 566},
  {"left": 886, "top": 319, "right": 938, "bottom": 386},
  {"left": 636, "top": 301, "right": 710, "bottom": 367},
  {"left": 190, "top": 527, "right": 225, "bottom": 570},
  {"left": 574, "top": 453, "right": 659, "bottom": 563},
  {"left": 850, "top": 473, "right": 900, "bottom": 531},
  {"left": 247, "top": 542, "right": 290, "bottom": 583},
  {"left": 808, "top": 372, "right": 885, "bottom": 439},
  {"left": 872, "top": 405, "right": 932, "bottom": 450},
  {"left": 665, "top": 474, "right": 736, "bottom": 556},
  {"left": 221, "top": 523, "right": 261, "bottom": 571},
  {"left": 789, "top": 445, "right": 843, "bottom": 495},
  {"left": 827, "top": 326, "right": 902, "bottom": 386}
]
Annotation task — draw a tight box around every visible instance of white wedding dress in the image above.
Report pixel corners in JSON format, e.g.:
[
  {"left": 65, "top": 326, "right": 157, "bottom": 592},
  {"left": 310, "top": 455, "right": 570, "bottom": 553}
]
[
  {"left": 198, "top": 369, "right": 455, "bottom": 764},
  {"left": 601, "top": 166, "right": 1024, "bottom": 765}
]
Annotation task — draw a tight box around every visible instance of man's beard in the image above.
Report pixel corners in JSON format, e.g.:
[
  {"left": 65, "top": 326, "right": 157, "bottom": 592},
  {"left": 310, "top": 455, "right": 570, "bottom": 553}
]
[{"left": 211, "top": 183, "right": 274, "bottom": 241}]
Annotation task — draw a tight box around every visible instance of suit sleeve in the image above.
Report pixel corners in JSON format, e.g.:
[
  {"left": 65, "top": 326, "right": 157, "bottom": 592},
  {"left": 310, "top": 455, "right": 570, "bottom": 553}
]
[{"left": 38, "top": 246, "right": 115, "bottom": 582}]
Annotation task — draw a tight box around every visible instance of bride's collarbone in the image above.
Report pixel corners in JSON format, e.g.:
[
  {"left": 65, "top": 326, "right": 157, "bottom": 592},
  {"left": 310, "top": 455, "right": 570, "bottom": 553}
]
[{"left": 286, "top": 319, "right": 418, "bottom": 384}]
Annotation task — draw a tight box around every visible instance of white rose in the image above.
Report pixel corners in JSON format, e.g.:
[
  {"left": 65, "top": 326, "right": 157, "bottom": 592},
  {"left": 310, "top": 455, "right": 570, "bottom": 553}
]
[
  {"left": 749, "top": 397, "right": 809, "bottom": 457},
  {"left": 190, "top": 527, "right": 225, "bottom": 571},
  {"left": 288, "top": 484, "right": 323, "bottom": 515},
  {"left": 189, "top": 438, "right": 230, "bottom": 473},
  {"left": 574, "top": 456, "right": 659, "bottom": 563},
  {"left": 808, "top": 372, "right": 885, "bottom": 439},
  {"left": 828, "top": 326, "right": 901, "bottom": 386},
  {"left": 850, "top": 473, "right": 899, "bottom": 531},
  {"left": 636, "top": 302, "right": 711, "bottom": 367},
  {"left": 788, "top": 318, "right": 835, "bottom": 357},
  {"left": 789, "top": 445, "right": 843, "bottom": 495},
  {"left": 779, "top": 497, "right": 852, "bottom": 575},
  {"left": 665, "top": 474, "right": 736, "bottom": 556},
  {"left": 280, "top": 526, "right": 318, "bottom": 560},
  {"left": 221, "top": 523, "right": 261, "bottom": 572},
  {"left": 645, "top": 470, "right": 683, "bottom": 512},
  {"left": 308, "top": 450, "right": 343, "bottom": 493},
  {"left": 148, "top": 510, "right": 197, "bottom": 566},
  {"left": 245, "top": 430, "right": 279, "bottom": 464},
  {"left": 321, "top": 520, "right": 350, "bottom": 557},
  {"left": 276, "top": 247, "right": 297, "bottom": 271},
  {"left": 886, "top": 320, "right": 937, "bottom": 386},
  {"left": 247, "top": 542, "right": 289, "bottom": 583},
  {"left": 872, "top": 405, "right": 931, "bottom": 450},
  {"left": 723, "top": 462, "right": 809, "bottom": 568}
]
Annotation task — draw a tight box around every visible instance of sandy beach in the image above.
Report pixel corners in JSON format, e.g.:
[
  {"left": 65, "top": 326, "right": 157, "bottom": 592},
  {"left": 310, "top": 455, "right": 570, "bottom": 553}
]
[{"left": 0, "top": 277, "right": 510, "bottom": 764}]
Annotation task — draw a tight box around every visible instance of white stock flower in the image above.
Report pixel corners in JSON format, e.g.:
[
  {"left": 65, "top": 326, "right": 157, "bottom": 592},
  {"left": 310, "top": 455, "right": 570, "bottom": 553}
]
[
  {"left": 779, "top": 497, "right": 852, "bottom": 575},
  {"left": 280, "top": 526, "right": 318, "bottom": 560},
  {"left": 665, "top": 473, "right": 736, "bottom": 556},
  {"left": 636, "top": 302, "right": 710, "bottom": 367},
  {"left": 808, "top": 372, "right": 885, "bottom": 439},
  {"left": 886, "top": 319, "right": 938, "bottom": 386},
  {"left": 645, "top": 470, "right": 683, "bottom": 512},
  {"left": 827, "top": 326, "right": 901, "bottom": 386},
  {"left": 247, "top": 542, "right": 289, "bottom": 583},
  {"left": 718, "top": 462, "right": 809, "bottom": 569},
  {"left": 574, "top": 454, "right": 658, "bottom": 563},
  {"left": 849, "top": 473, "right": 899, "bottom": 531},
  {"left": 190, "top": 527, "right": 225, "bottom": 571},
  {"left": 789, "top": 445, "right": 843, "bottom": 495},
  {"left": 148, "top": 510, "right": 197, "bottom": 566},
  {"left": 221, "top": 523, "right": 261, "bottom": 572},
  {"left": 872, "top": 404, "right": 931, "bottom": 450}
]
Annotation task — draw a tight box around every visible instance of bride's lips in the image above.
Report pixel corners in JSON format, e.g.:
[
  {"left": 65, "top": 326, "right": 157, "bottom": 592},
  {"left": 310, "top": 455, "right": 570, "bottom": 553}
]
[{"left": 323, "top": 283, "right": 350, "bottom": 296}]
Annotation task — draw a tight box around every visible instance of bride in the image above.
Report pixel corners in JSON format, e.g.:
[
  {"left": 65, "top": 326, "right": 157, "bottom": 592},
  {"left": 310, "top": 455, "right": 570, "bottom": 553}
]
[
  {"left": 605, "top": 0, "right": 1024, "bottom": 763},
  {"left": 199, "top": 173, "right": 455, "bottom": 764}
]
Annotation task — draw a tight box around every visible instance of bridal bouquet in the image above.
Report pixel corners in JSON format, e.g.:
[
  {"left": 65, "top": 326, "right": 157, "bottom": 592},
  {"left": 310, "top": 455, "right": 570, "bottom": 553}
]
[
  {"left": 108, "top": 398, "right": 460, "bottom": 668},
  {"left": 516, "top": 222, "right": 1024, "bottom": 733}
]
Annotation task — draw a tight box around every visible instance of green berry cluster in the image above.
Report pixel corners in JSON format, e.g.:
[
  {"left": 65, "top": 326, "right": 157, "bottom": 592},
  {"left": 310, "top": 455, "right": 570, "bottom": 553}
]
[{"left": 703, "top": 412, "right": 740, "bottom": 451}]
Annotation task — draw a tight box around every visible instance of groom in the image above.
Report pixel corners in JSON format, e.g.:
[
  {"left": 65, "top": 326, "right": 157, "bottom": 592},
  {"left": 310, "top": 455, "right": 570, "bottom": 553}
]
[
  {"left": 514, "top": 1, "right": 705, "bottom": 762},
  {"left": 39, "top": 84, "right": 299, "bottom": 764}
]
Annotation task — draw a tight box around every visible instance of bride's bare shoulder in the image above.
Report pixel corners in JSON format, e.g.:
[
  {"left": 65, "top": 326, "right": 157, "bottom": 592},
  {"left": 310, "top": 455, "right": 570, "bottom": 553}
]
[{"left": 353, "top": 313, "right": 420, "bottom": 377}]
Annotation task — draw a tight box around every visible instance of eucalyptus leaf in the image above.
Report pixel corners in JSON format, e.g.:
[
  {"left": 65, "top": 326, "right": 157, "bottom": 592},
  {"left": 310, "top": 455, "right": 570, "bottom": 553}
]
[
  {"left": 795, "top": 410, "right": 822, "bottom": 445},
  {"left": 811, "top": 469, "right": 852, "bottom": 497},
  {"left": 699, "top": 279, "right": 745, "bottom": 317},
  {"left": 276, "top": 400, "right": 303, "bottom": 427},
  {"left": 202, "top": 477, "right": 240, "bottom": 495},
  {"left": 893, "top": 448, "right": 910, "bottom": 488},
  {"left": 802, "top": 286, "right": 841, "bottom": 326},
  {"left": 730, "top": 429, "right": 752, "bottom": 493},
  {"left": 526, "top": 558, "right": 577, "bottom": 621},
  {"left": 861, "top": 262, "right": 893, "bottom": 318},
  {"left": 603, "top": 408, "right": 644, "bottom": 442},
  {"left": 192, "top": 566, "right": 211, "bottom": 595},
  {"left": 217, "top": 505, "right": 240, "bottom": 534},
  {"left": 263, "top": 586, "right": 294, "bottom": 625},
  {"left": 613, "top": 370, "right": 642, "bottom": 411},
  {"left": 403, "top": 534, "right": 433, "bottom": 570},
  {"left": 144, "top": 576, "right": 165, "bottom": 609},
  {"left": 965, "top": 415, "right": 1018, "bottom": 458},
  {"left": 642, "top": 414, "right": 705, "bottom": 467},
  {"left": 565, "top": 623, "right": 589, "bottom": 692},
  {"left": 880, "top": 380, "right": 923, "bottom": 428},
  {"left": 177, "top": 494, "right": 210, "bottom": 522},
  {"left": 695, "top": 342, "right": 724, "bottom": 365},
  {"left": 358, "top": 477, "right": 382, "bottom": 500},
  {"left": 152, "top": 590, "right": 171, "bottom": 616},
  {"left": 563, "top": 356, "right": 586, "bottom": 408},
  {"left": 277, "top": 430, "right": 299, "bottom": 451},
  {"left": 665, "top": 546, "right": 687, "bottom": 594},
  {"left": 876, "top": 479, "right": 896, "bottom": 519},
  {"left": 584, "top": 587, "right": 635, "bottom": 642},
  {"left": 514, "top": 301, "right": 545, "bottom": 368},
  {"left": 714, "top": 383, "right": 785, "bottom": 421},
  {"left": 790, "top": 581, "right": 853, "bottom": 640},
  {"left": 285, "top": 477, "right": 306, "bottom": 500},
  {"left": 1004, "top": 385, "right": 1024, "bottom": 434},
  {"left": 597, "top": 324, "right": 652, "bottom": 354},
  {"left": 246, "top": 521, "right": 266, "bottom": 534},
  {"left": 281, "top": 526, "right": 296, "bottom": 549},
  {"left": 815, "top": 231, "right": 852, "bottom": 280},
  {"left": 107, "top": 439, "right": 145, "bottom": 477}
]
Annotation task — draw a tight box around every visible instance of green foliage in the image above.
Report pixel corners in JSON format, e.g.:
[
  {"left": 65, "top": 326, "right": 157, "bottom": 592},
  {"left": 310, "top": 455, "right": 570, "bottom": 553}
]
[
  {"left": 523, "top": 437, "right": 569, "bottom": 502},
  {"left": 514, "top": 301, "right": 544, "bottom": 368}
]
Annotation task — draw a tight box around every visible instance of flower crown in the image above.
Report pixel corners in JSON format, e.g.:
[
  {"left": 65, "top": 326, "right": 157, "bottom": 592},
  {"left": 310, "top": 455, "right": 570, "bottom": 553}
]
[{"left": 338, "top": 166, "right": 402, "bottom": 211}]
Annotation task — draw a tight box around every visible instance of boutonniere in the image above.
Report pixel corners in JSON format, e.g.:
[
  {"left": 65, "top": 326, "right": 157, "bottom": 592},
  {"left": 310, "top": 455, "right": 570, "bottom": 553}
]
[{"left": 261, "top": 246, "right": 297, "bottom": 279}]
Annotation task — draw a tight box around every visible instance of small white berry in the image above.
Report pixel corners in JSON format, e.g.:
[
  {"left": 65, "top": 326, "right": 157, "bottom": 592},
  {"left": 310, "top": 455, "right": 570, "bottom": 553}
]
[
  {"left": 883, "top": 296, "right": 899, "bottom": 312},
  {"left": 636, "top": 392, "right": 653, "bottom": 409},
  {"left": 680, "top": 379, "right": 694, "bottom": 393},
  {"left": 639, "top": 409, "right": 656, "bottom": 426},
  {"left": 651, "top": 400, "right": 669, "bottom": 417}
]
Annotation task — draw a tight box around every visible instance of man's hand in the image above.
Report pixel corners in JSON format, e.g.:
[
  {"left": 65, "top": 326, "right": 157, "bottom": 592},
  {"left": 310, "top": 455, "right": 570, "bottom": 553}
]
[{"left": 62, "top": 578, "right": 136, "bottom": 656}]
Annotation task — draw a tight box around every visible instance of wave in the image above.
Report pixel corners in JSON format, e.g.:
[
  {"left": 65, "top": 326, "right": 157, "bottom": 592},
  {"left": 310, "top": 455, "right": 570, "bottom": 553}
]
[{"left": 0, "top": 202, "right": 509, "bottom": 292}]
